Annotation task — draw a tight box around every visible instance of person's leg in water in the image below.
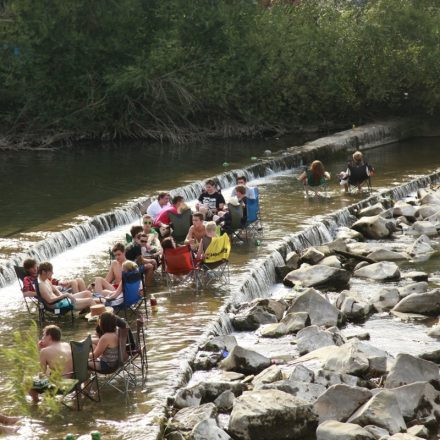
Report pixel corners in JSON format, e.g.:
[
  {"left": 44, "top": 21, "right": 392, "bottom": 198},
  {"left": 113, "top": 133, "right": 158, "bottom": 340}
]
[{"left": 143, "top": 260, "right": 157, "bottom": 287}]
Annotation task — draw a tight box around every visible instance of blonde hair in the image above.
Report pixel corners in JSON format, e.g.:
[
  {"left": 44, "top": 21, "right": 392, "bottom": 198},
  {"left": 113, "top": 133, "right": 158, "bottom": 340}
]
[
  {"left": 122, "top": 261, "right": 138, "bottom": 272},
  {"left": 205, "top": 221, "right": 217, "bottom": 234},
  {"left": 352, "top": 151, "right": 363, "bottom": 163}
]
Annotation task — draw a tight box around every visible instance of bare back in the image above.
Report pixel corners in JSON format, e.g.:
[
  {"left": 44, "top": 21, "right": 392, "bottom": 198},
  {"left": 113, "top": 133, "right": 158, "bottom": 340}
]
[{"left": 40, "top": 342, "right": 73, "bottom": 378}]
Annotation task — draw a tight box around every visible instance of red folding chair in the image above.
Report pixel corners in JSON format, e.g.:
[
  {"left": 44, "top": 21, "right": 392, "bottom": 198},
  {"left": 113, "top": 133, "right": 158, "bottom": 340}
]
[{"left": 162, "top": 245, "right": 202, "bottom": 290}]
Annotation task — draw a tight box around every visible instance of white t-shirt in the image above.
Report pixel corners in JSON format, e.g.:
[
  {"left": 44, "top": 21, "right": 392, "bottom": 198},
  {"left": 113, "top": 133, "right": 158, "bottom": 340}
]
[
  {"left": 231, "top": 186, "right": 256, "bottom": 199},
  {"left": 147, "top": 200, "right": 171, "bottom": 220}
]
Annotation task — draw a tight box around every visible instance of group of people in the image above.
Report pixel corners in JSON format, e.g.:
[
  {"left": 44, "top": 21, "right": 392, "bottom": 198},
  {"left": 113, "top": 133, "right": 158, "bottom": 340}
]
[{"left": 298, "top": 151, "right": 375, "bottom": 196}]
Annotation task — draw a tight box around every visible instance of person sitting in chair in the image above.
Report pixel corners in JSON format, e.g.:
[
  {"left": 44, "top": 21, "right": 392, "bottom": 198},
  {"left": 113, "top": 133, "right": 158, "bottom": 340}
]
[
  {"left": 196, "top": 180, "right": 225, "bottom": 220},
  {"left": 154, "top": 195, "right": 185, "bottom": 228},
  {"left": 231, "top": 175, "right": 256, "bottom": 199},
  {"left": 147, "top": 192, "right": 171, "bottom": 221},
  {"left": 339, "top": 151, "right": 374, "bottom": 193},
  {"left": 37, "top": 262, "right": 96, "bottom": 312},
  {"left": 184, "top": 213, "right": 206, "bottom": 251},
  {"left": 197, "top": 221, "right": 218, "bottom": 256},
  {"left": 298, "top": 160, "right": 330, "bottom": 197}
]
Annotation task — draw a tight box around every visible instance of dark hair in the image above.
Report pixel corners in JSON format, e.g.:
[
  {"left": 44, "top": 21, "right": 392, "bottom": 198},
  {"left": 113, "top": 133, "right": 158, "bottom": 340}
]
[
  {"left": 205, "top": 179, "right": 216, "bottom": 187},
  {"left": 192, "top": 212, "right": 204, "bottom": 221},
  {"left": 99, "top": 312, "right": 117, "bottom": 333},
  {"left": 43, "top": 325, "right": 61, "bottom": 342},
  {"left": 38, "top": 262, "right": 53, "bottom": 275},
  {"left": 130, "top": 225, "right": 144, "bottom": 238},
  {"left": 235, "top": 185, "right": 246, "bottom": 196},
  {"left": 158, "top": 192, "right": 169, "bottom": 201},
  {"left": 112, "top": 242, "right": 125, "bottom": 253},
  {"left": 23, "top": 258, "right": 37, "bottom": 272},
  {"left": 172, "top": 195, "right": 184, "bottom": 205},
  {"left": 236, "top": 175, "right": 247, "bottom": 183},
  {"left": 161, "top": 237, "right": 176, "bottom": 249}
]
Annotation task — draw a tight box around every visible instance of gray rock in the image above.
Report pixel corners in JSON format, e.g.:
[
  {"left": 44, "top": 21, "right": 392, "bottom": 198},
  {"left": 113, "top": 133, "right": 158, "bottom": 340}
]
[
  {"left": 314, "top": 369, "right": 359, "bottom": 388},
  {"left": 287, "top": 365, "right": 314, "bottom": 383},
  {"left": 255, "top": 380, "right": 326, "bottom": 403},
  {"left": 347, "top": 242, "right": 384, "bottom": 256},
  {"left": 410, "top": 221, "right": 437, "bottom": 237},
  {"left": 387, "top": 433, "right": 426, "bottom": 439},
  {"left": 285, "top": 251, "right": 300, "bottom": 269},
  {"left": 220, "top": 345, "right": 271, "bottom": 375},
  {"left": 384, "top": 354, "right": 439, "bottom": 388},
  {"left": 251, "top": 298, "right": 287, "bottom": 321},
  {"left": 406, "top": 425, "right": 428, "bottom": 438},
  {"left": 355, "top": 261, "right": 370, "bottom": 271},
  {"left": 193, "top": 351, "right": 222, "bottom": 370},
  {"left": 360, "top": 203, "right": 385, "bottom": 218},
  {"left": 319, "top": 255, "right": 342, "bottom": 268},
  {"left": 337, "top": 291, "right": 371, "bottom": 322},
  {"left": 427, "top": 324, "right": 440, "bottom": 337},
  {"left": 347, "top": 390, "right": 406, "bottom": 434},
  {"left": 199, "top": 381, "right": 247, "bottom": 401},
  {"left": 407, "top": 235, "right": 434, "bottom": 256},
  {"left": 398, "top": 282, "right": 428, "bottom": 298},
  {"left": 313, "top": 384, "right": 372, "bottom": 423},
  {"left": 296, "top": 325, "right": 344, "bottom": 355},
  {"left": 168, "top": 403, "right": 218, "bottom": 433},
  {"left": 403, "top": 271, "right": 429, "bottom": 282},
  {"left": 392, "top": 289, "right": 440, "bottom": 315},
  {"left": 393, "top": 201, "right": 417, "bottom": 218},
  {"left": 336, "top": 227, "right": 365, "bottom": 242},
  {"left": 367, "top": 250, "right": 408, "bottom": 262},
  {"left": 415, "top": 205, "right": 439, "bottom": 219},
  {"left": 253, "top": 365, "right": 283, "bottom": 385},
  {"left": 364, "top": 425, "right": 390, "bottom": 439},
  {"left": 214, "top": 390, "right": 235, "bottom": 413},
  {"left": 175, "top": 385, "right": 203, "bottom": 409},
  {"left": 284, "top": 265, "right": 350, "bottom": 289},
  {"left": 280, "top": 312, "right": 309, "bottom": 333},
  {"left": 301, "top": 247, "right": 325, "bottom": 264},
  {"left": 220, "top": 371, "right": 245, "bottom": 382},
  {"left": 327, "top": 238, "right": 349, "bottom": 253},
  {"left": 371, "top": 288, "right": 400, "bottom": 312},
  {"left": 354, "top": 262, "right": 401, "bottom": 282},
  {"left": 259, "top": 322, "right": 288, "bottom": 338},
  {"left": 201, "top": 335, "right": 237, "bottom": 352},
  {"left": 232, "top": 306, "right": 278, "bottom": 331},
  {"left": 352, "top": 215, "right": 393, "bottom": 240},
  {"left": 228, "top": 389, "right": 317, "bottom": 440},
  {"left": 316, "top": 420, "right": 375, "bottom": 440},
  {"left": 286, "top": 288, "right": 342, "bottom": 327},
  {"left": 190, "top": 418, "right": 231, "bottom": 440},
  {"left": 419, "top": 191, "right": 440, "bottom": 205}
]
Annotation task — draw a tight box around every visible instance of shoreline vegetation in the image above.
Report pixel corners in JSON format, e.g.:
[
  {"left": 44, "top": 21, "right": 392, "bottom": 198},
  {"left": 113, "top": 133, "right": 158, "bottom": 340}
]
[{"left": 1, "top": 0, "right": 439, "bottom": 149}]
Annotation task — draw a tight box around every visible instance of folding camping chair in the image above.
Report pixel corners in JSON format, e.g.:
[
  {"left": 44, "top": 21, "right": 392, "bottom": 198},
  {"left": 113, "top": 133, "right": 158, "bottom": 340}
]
[
  {"left": 199, "top": 233, "right": 231, "bottom": 288},
  {"left": 243, "top": 195, "right": 263, "bottom": 239},
  {"left": 162, "top": 245, "right": 202, "bottom": 290},
  {"left": 14, "top": 266, "right": 40, "bottom": 316},
  {"left": 66, "top": 335, "right": 100, "bottom": 410},
  {"left": 346, "top": 163, "right": 374, "bottom": 193},
  {"left": 126, "top": 318, "right": 148, "bottom": 386},
  {"left": 226, "top": 202, "right": 244, "bottom": 241},
  {"left": 107, "top": 268, "right": 148, "bottom": 319},
  {"left": 169, "top": 209, "right": 192, "bottom": 244}
]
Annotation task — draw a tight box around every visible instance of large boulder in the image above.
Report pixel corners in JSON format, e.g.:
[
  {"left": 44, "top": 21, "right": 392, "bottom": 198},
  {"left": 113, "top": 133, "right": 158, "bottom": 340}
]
[
  {"left": 190, "top": 419, "right": 231, "bottom": 440},
  {"left": 259, "top": 322, "right": 288, "bottom": 338},
  {"left": 367, "top": 249, "right": 408, "bottom": 262},
  {"left": 415, "top": 204, "right": 439, "bottom": 219},
  {"left": 313, "top": 384, "right": 372, "bottom": 423},
  {"left": 354, "top": 262, "right": 401, "bottom": 282},
  {"left": 347, "top": 390, "right": 406, "bottom": 434},
  {"left": 359, "top": 203, "right": 385, "bottom": 218},
  {"left": 398, "top": 282, "right": 428, "bottom": 298},
  {"left": 228, "top": 389, "right": 317, "bottom": 440},
  {"left": 301, "top": 247, "right": 325, "bottom": 265},
  {"left": 393, "top": 201, "right": 417, "bottom": 219},
  {"left": 220, "top": 346, "right": 271, "bottom": 375},
  {"left": 250, "top": 298, "right": 287, "bottom": 321},
  {"left": 316, "top": 420, "right": 375, "bottom": 440},
  {"left": 392, "top": 289, "right": 440, "bottom": 315},
  {"left": 384, "top": 354, "right": 439, "bottom": 388},
  {"left": 336, "top": 227, "right": 365, "bottom": 242},
  {"left": 407, "top": 235, "right": 434, "bottom": 256},
  {"left": 296, "top": 325, "right": 344, "bottom": 355},
  {"left": 319, "top": 255, "right": 342, "bottom": 268},
  {"left": 283, "top": 265, "right": 350, "bottom": 289},
  {"left": 286, "top": 288, "right": 341, "bottom": 327},
  {"left": 337, "top": 291, "right": 371, "bottom": 322},
  {"left": 419, "top": 191, "right": 440, "bottom": 206},
  {"left": 371, "top": 288, "right": 400, "bottom": 312},
  {"left": 255, "top": 380, "right": 326, "bottom": 404},
  {"left": 347, "top": 242, "right": 384, "bottom": 256},
  {"left": 167, "top": 403, "right": 218, "bottom": 434},
  {"left": 201, "top": 335, "right": 237, "bottom": 352},
  {"left": 280, "top": 312, "right": 309, "bottom": 333},
  {"left": 351, "top": 215, "right": 393, "bottom": 239},
  {"left": 232, "top": 305, "right": 277, "bottom": 331},
  {"left": 410, "top": 221, "right": 437, "bottom": 237}
]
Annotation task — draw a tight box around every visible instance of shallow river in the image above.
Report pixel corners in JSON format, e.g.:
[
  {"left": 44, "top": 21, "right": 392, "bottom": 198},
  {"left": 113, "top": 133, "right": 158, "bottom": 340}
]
[{"left": 1, "top": 136, "right": 440, "bottom": 439}]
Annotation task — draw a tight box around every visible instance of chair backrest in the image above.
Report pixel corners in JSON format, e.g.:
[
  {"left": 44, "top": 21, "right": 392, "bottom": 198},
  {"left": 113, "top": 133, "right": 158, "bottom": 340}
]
[
  {"left": 169, "top": 209, "right": 192, "bottom": 243},
  {"left": 246, "top": 198, "right": 259, "bottom": 223},
  {"left": 227, "top": 203, "right": 243, "bottom": 231},
  {"left": 117, "top": 327, "right": 129, "bottom": 365},
  {"left": 204, "top": 234, "right": 231, "bottom": 264},
  {"left": 70, "top": 335, "right": 93, "bottom": 385},
  {"left": 348, "top": 163, "right": 369, "bottom": 183},
  {"left": 14, "top": 266, "right": 26, "bottom": 290},
  {"left": 163, "top": 245, "right": 196, "bottom": 275},
  {"left": 121, "top": 270, "right": 143, "bottom": 308}
]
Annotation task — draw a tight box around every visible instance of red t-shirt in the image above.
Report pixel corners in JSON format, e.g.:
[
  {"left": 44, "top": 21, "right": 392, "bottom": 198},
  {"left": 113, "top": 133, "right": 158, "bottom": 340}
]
[
  {"left": 23, "top": 275, "right": 36, "bottom": 293},
  {"left": 154, "top": 205, "right": 178, "bottom": 227}
]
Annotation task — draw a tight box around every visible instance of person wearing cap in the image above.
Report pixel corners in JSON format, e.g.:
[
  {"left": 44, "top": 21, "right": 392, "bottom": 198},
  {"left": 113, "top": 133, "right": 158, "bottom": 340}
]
[{"left": 147, "top": 192, "right": 171, "bottom": 221}]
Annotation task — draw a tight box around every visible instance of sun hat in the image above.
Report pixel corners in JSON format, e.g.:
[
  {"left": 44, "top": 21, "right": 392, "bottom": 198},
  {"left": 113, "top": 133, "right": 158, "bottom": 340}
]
[
  {"left": 84, "top": 304, "right": 114, "bottom": 322},
  {"left": 228, "top": 196, "right": 240, "bottom": 207}
]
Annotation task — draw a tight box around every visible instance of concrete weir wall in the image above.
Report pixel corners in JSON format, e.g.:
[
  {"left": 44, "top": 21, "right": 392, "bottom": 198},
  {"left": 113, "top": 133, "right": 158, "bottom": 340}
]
[{"left": 0, "top": 119, "right": 412, "bottom": 288}]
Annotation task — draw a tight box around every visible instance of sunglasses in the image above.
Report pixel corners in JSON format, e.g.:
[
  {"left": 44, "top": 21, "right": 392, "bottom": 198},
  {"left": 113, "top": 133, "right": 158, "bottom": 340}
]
[
  {"left": 144, "top": 221, "right": 153, "bottom": 225},
  {"left": 140, "top": 240, "right": 148, "bottom": 244}
]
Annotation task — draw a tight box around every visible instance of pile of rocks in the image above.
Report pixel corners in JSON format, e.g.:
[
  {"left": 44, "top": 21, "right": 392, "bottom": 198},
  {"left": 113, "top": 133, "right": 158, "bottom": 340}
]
[{"left": 164, "top": 187, "right": 440, "bottom": 440}]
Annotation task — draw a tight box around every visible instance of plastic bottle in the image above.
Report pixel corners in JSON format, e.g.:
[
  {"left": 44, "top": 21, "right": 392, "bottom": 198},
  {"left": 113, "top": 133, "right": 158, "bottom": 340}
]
[
  {"left": 222, "top": 162, "right": 229, "bottom": 167},
  {"left": 150, "top": 294, "right": 158, "bottom": 313},
  {"left": 255, "top": 239, "right": 261, "bottom": 246},
  {"left": 91, "top": 432, "right": 101, "bottom": 440},
  {"left": 64, "top": 435, "right": 75, "bottom": 440}
]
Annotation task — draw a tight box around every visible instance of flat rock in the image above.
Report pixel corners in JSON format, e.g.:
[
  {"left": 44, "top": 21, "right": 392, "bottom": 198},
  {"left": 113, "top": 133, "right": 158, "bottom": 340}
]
[
  {"left": 359, "top": 203, "right": 385, "bottom": 218},
  {"left": 301, "top": 247, "right": 325, "bottom": 264},
  {"left": 313, "top": 384, "right": 372, "bottom": 423},
  {"left": 168, "top": 403, "right": 218, "bottom": 433},
  {"left": 347, "top": 242, "right": 385, "bottom": 256},
  {"left": 415, "top": 205, "right": 439, "bottom": 219},
  {"left": 259, "top": 322, "right": 288, "bottom": 338},
  {"left": 316, "top": 420, "right": 375, "bottom": 440},
  {"left": 253, "top": 365, "right": 283, "bottom": 385},
  {"left": 403, "top": 271, "right": 429, "bottom": 282},
  {"left": 367, "top": 250, "right": 408, "bottom": 262},
  {"left": 232, "top": 305, "right": 278, "bottom": 331},
  {"left": 410, "top": 220, "right": 437, "bottom": 237},
  {"left": 352, "top": 215, "right": 393, "bottom": 240},
  {"left": 326, "top": 238, "right": 349, "bottom": 253},
  {"left": 336, "top": 227, "right": 365, "bottom": 242},
  {"left": 228, "top": 389, "right": 317, "bottom": 440},
  {"left": 406, "top": 424, "right": 428, "bottom": 438},
  {"left": 220, "top": 371, "right": 245, "bottom": 382},
  {"left": 283, "top": 265, "right": 350, "bottom": 289},
  {"left": 407, "top": 235, "right": 434, "bottom": 256},
  {"left": 280, "top": 312, "right": 309, "bottom": 333},
  {"left": 398, "top": 282, "right": 428, "bottom": 298},
  {"left": 296, "top": 325, "right": 344, "bottom": 355},
  {"left": 393, "top": 289, "right": 440, "bottom": 315},
  {"left": 393, "top": 201, "right": 417, "bottom": 218},
  {"left": 220, "top": 346, "right": 271, "bottom": 375},
  {"left": 371, "top": 288, "right": 400, "bottom": 312},
  {"left": 190, "top": 418, "right": 231, "bottom": 440},
  {"left": 384, "top": 354, "right": 439, "bottom": 388},
  {"left": 286, "top": 288, "right": 341, "bottom": 327},
  {"left": 319, "top": 255, "right": 342, "bottom": 268},
  {"left": 419, "top": 192, "right": 440, "bottom": 205},
  {"left": 354, "top": 262, "right": 401, "bottom": 282},
  {"left": 347, "top": 390, "right": 406, "bottom": 434},
  {"left": 255, "top": 380, "right": 326, "bottom": 404},
  {"left": 287, "top": 365, "right": 314, "bottom": 383},
  {"left": 364, "top": 425, "right": 389, "bottom": 439}
]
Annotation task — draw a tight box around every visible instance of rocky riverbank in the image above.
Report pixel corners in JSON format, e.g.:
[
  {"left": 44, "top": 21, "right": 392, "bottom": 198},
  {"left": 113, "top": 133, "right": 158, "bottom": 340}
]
[{"left": 163, "top": 183, "right": 440, "bottom": 439}]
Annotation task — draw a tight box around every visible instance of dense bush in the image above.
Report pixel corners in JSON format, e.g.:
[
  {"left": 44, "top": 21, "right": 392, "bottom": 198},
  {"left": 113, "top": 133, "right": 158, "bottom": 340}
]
[{"left": 0, "top": 0, "right": 439, "bottom": 144}]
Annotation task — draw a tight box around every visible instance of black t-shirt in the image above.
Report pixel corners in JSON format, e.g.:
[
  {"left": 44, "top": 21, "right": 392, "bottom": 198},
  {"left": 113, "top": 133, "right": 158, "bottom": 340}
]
[
  {"left": 198, "top": 191, "right": 225, "bottom": 210},
  {"left": 125, "top": 243, "right": 141, "bottom": 262}
]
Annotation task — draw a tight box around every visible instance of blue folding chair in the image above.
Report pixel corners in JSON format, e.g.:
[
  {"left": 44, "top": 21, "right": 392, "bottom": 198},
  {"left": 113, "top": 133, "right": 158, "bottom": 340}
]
[
  {"left": 244, "top": 188, "right": 263, "bottom": 239},
  {"left": 107, "top": 268, "right": 148, "bottom": 319}
]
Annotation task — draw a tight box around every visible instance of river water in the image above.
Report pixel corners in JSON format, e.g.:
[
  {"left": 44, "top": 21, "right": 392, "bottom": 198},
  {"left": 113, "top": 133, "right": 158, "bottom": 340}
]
[{"left": 1, "top": 136, "right": 440, "bottom": 439}]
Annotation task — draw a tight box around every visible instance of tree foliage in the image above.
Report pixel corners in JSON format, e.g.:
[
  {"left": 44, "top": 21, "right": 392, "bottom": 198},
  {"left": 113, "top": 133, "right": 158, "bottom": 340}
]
[{"left": 0, "top": 0, "right": 439, "bottom": 144}]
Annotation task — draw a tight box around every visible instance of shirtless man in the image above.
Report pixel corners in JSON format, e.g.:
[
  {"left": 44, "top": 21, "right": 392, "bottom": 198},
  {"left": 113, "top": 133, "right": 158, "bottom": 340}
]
[
  {"left": 94, "top": 242, "right": 126, "bottom": 296},
  {"left": 37, "top": 262, "right": 95, "bottom": 311},
  {"left": 185, "top": 213, "right": 206, "bottom": 251},
  {"left": 29, "top": 325, "right": 73, "bottom": 402}
]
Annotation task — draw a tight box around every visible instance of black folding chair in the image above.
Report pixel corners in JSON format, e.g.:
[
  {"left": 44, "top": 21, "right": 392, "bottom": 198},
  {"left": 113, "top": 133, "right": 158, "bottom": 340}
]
[
  {"left": 226, "top": 203, "right": 244, "bottom": 242},
  {"left": 14, "top": 266, "right": 40, "bottom": 316},
  {"left": 169, "top": 209, "right": 192, "bottom": 244}
]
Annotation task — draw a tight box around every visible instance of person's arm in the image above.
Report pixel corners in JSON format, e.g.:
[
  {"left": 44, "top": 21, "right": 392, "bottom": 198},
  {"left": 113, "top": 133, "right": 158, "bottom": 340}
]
[
  {"left": 184, "top": 226, "right": 194, "bottom": 245},
  {"left": 324, "top": 171, "right": 331, "bottom": 180},
  {"left": 196, "top": 239, "right": 205, "bottom": 260},
  {"left": 39, "top": 281, "right": 68, "bottom": 304},
  {"left": 152, "top": 235, "right": 162, "bottom": 256},
  {"left": 105, "top": 263, "right": 116, "bottom": 283},
  {"left": 107, "top": 283, "right": 122, "bottom": 301},
  {"left": 218, "top": 194, "right": 225, "bottom": 211},
  {"left": 39, "top": 349, "right": 49, "bottom": 373},
  {"left": 92, "top": 335, "right": 109, "bottom": 359},
  {"left": 298, "top": 171, "right": 307, "bottom": 182}
]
